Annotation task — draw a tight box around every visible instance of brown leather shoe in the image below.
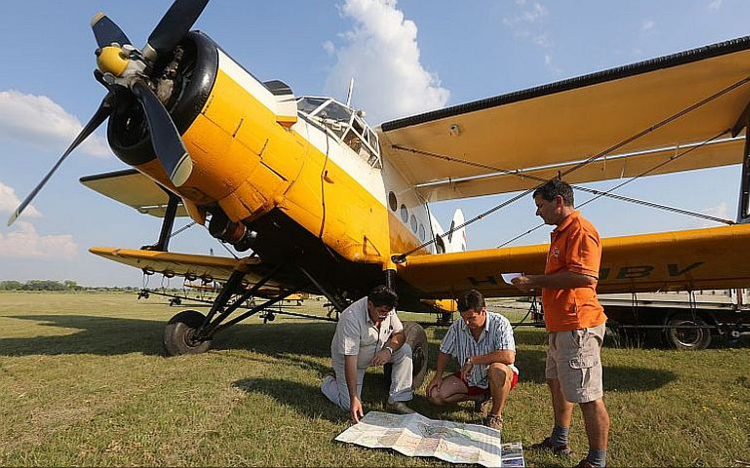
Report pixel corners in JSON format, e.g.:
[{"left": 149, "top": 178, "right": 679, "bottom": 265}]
[
  {"left": 483, "top": 414, "right": 503, "bottom": 431},
  {"left": 529, "top": 437, "right": 573, "bottom": 456},
  {"left": 386, "top": 401, "right": 415, "bottom": 414}
]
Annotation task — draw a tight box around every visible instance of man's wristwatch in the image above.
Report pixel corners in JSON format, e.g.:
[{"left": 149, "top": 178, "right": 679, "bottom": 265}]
[{"left": 385, "top": 345, "right": 394, "bottom": 355}]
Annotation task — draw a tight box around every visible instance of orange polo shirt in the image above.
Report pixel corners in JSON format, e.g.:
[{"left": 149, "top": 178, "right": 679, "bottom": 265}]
[{"left": 542, "top": 211, "right": 607, "bottom": 332}]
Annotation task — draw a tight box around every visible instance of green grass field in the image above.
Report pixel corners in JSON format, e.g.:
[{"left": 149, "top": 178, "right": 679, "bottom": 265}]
[{"left": 0, "top": 291, "right": 748, "bottom": 467}]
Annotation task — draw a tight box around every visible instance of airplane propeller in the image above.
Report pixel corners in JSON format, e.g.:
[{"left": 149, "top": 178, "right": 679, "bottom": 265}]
[
  {"left": 8, "top": 94, "right": 115, "bottom": 227},
  {"left": 144, "top": 0, "right": 210, "bottom": 62},
  {"left": 8, "top": 0, "right": 209, "bottom": 227},
  {"left": 90, "top": 12, "right": 131, "bottom": 48},
  {"left": 130, "top": 79, "right": 193, "bottom": 187}
]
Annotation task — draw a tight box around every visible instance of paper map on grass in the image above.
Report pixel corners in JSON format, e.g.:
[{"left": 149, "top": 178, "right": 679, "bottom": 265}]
[{"left": 335, "top": 411, "right": 525, "bottom": 467}]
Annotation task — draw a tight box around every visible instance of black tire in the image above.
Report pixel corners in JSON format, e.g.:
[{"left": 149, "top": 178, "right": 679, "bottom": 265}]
[
  {"left": 665, "top": 313, "right": 712, "bottom": 350},
  {"left": 164, "top": 309, "right": 213, "bottom": 356},
  {"left": 384, "top": 321, "right": 429, "bottom": 390}
]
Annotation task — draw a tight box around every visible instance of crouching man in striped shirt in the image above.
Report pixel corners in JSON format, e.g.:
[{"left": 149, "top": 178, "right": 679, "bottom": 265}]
[{"left": 426, "top": 289, "right": 519, "bottom": 432}]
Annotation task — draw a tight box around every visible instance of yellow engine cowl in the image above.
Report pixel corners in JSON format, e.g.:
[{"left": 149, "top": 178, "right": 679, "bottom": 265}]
[{"left": 107, "top": 32, "right": 305, "bottom": 222}]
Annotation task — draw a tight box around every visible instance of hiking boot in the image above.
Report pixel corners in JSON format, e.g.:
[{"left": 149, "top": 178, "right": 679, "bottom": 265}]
[
  {"left": 529, "top": 437, "right": 573, "bottom": 456},
  {"left": 483, "top": 414, "right": 503, "bottom": 431},
  {"left": 386, "top": 401, "right": 415, "bottom": 415},
  {"left": 574, "top": 459, "right": 606, "bottom": 468},
  {"left": 473, "top": 394, "right": 491, "bottom": 414}
]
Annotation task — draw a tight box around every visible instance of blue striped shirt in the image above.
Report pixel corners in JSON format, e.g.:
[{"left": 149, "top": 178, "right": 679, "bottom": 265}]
[{"left": 440, "top": 312, "right": 519, "bottom": 388}]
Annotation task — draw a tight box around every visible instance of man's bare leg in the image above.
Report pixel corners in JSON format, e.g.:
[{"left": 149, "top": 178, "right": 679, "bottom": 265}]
[{"left": 487, "top": 363, "right": 513, "bottom": 417}]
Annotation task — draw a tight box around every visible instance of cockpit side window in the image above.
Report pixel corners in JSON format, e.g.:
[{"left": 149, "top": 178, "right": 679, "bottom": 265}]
[
  {"left": 297, "top": 97, "right": 328, "bottom": 115},
  {"left": 297, "top": 96, "right": 381, "bottom": 168}
]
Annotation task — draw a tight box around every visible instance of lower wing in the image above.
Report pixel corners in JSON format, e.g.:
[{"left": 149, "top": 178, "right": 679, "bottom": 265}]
[{"left": 397, "top": 224, "right": 750, "bottom": 298}]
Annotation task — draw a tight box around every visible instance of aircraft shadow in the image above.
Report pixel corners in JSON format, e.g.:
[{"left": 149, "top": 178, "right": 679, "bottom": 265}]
[
  {"left": 0, "top": 314, "right": 337, "bottom": 358},
  {"left": 232, "top": 377, "right": 349, "bottom": 423},
  {"left": 1, "top": 314, "right": 680, "bottom": 393},
  {"left": 512, "top": 347, "right": 678, "bottom": 391},
  {"left": 0, "top": 314, "right": 167, "bottom": 356},
  {"left": 231, "top": 375, "right": 449, "bottom": 424}
]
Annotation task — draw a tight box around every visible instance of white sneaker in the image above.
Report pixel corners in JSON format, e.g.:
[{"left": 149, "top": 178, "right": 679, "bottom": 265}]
[{"left": 386, "top": 401, "right": 415, "bottom": 414}]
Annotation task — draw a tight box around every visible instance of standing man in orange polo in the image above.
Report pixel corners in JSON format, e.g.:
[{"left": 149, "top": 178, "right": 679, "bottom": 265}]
[{"left": 512, "top": 179, "right": 610, "bottom": 468}]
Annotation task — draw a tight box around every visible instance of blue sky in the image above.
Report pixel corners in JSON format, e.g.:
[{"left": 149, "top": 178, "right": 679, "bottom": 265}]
[{"left": 0, "top": 0, "right": 746, "bottom": 286}]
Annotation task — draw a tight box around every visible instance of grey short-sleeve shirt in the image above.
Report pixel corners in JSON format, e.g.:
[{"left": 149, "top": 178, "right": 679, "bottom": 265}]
[{"left": 331, "top": 296, "right": 403, "bottom": 357}]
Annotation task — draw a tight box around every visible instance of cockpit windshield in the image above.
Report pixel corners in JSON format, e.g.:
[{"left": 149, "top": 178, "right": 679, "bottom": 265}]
[{"left": 297, "top": 96, "right": 381, "bottom": 168}]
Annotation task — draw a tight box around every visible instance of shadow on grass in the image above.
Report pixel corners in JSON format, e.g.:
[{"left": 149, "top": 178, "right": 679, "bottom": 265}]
[
  {"left": 513, "top": 348, "right": 678, "bottom": 391},
  {"left": 231, "top": 374, "right": 450, "bottom": 424},
  {"left": 2, "top": 314, "right": 680, "bottom": 392},
  {"left": 232, "top": 377, "right": 349, "bottom": 423},
  {"left": 0, "top": 314, "right": 336, "bottom": 358},
  {"left": 0, "top": 314, "right": 167, "bottom": 356}
]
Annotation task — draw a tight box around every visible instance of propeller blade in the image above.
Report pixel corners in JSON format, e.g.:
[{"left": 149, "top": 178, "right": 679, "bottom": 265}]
[
  {"left": 8, "top": 94, "right": 114, "bottom": 227},
  {"left": 130, "top": 79, "right": 193, "bottom": 187},
  {"left": 91, "top": 12, "right": 131, "bottom": 48},
  {"left": 145, "top": 0, "right": 209, "bottom": 61}
]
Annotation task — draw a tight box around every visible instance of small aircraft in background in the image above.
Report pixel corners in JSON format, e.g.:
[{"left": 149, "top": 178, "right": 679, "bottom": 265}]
[{"left": 9, "top": 0, "right": 750, "bottom": 379}]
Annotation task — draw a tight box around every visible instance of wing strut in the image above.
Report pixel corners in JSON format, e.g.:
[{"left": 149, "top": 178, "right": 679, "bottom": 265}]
[
  {"left": 298, "top": 265, "right": 348, "bottom": 312},
  {"left": 142, "top": 191, "right": 180, "bottom": 251},
  {"left": 737, "top": 111, "right": 750, "bottom": 223}
]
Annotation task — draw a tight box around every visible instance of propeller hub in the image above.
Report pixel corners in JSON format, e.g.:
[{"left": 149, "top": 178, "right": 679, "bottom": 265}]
[{"left": 96, "top": 46, "right": 130, "bottom": 77}]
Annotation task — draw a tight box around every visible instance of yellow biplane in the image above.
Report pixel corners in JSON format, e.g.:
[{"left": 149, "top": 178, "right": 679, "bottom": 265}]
[{"left": 9, "top": 0, "right": 750, "bottom": 373}]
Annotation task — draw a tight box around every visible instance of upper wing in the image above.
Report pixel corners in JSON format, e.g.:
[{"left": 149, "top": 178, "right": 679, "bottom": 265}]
[
  {"left": 396, "top": 224, "right": 750, "bottom": 298},
  {"left": 379, "top": 36, "right": 750, "bottom": 202},
  {"left": 80, "top": 169, "right": 188, "bottom": 218},
  {"left": 89, "top": 247, "right": 289, "bottom": 290}
]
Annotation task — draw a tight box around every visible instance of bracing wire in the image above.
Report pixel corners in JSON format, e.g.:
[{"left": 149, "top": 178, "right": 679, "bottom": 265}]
[
  {"left": 496, "top": 129, "right": 734, "bottom": 248},
  {"left": 391, "top": 74, "right": 750, "bottom": 262}
]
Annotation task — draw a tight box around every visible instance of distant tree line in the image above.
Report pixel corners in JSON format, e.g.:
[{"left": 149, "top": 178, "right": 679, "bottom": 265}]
[{"left": 0, "top": 280, "right": 140, "bottom": 292}]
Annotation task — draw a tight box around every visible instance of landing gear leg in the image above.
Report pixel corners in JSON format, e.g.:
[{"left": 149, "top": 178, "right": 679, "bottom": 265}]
[
  {"left": 381, "top": 268, "right": 429, "bottom": 390},
  {"left": 163, "top": 259, "right": 301, "bottom": 356}
]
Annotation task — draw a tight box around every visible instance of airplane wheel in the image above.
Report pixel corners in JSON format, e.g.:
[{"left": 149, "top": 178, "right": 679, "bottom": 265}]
[
  {"left": 163, "top": 310, "right": 213, "bottom": 356},
  {"left": 665, "top": 313, "right": 712, "bottom": 350},
  {"left": 384, "top": 321, "right": 429, "bottom": 390}
]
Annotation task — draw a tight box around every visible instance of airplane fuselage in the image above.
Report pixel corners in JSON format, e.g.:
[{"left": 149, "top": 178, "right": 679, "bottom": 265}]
[{"left": 106, "top": 32, "right": 433, "bottom": 298}]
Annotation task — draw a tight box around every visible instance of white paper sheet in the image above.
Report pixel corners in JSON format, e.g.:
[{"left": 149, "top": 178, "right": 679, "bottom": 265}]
[{"left": 500, "top": 272, "right": 524, "bottom": 285}]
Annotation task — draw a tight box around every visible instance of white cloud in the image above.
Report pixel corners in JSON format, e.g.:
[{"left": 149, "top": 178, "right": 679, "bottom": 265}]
[
  {"left": 704, "top": 201, "right": 730, "bottom": 219},
  {"left": 534, "top": 33, "right": 552, "bottom": 48},
  {"left": 0, "top": 90, "right": 110, "bottom": 157},
  {"left": 641, "top": 19, "right": 655, "bottom": 31},
  {"left": 503, "top": 2, "right": 557, "bottom": 73},
  {"left": 0, "top": 221, "right": 77, "bottom": 260},
  {"left": 696, "top": 201, "right": 732, "bottom": 227},
  {"left": 544, "top": 54, "right": 562, "bottom": 74},
  {"left": 708, "top": 0, "right": 722, "bottom": 10},
  {"left": 503, "top": 2, "right": 549, "bottom": 28},
  {"left": 323, "top": 0, "right": 450, "bottom": 124},
  {"left": 0, "top": 180, "right": 40, "bottom": 218}
]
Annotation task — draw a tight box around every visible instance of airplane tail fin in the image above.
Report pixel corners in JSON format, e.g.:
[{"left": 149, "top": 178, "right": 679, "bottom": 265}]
[
  {"left": 429, "top": 209, "right": 467, "bottom": 253},
  {"left": 444, "top": 209, "right": 467, "bottom": 253}
]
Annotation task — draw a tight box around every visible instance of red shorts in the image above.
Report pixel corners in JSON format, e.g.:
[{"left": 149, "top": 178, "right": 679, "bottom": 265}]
[{"left": 453, "top": 370, "right": 519, "bottom": 396}]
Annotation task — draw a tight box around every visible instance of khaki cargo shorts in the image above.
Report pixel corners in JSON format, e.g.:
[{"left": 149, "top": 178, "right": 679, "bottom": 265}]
[{"left": 545, "top": 323, "right": 605, "bottom": 404}]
